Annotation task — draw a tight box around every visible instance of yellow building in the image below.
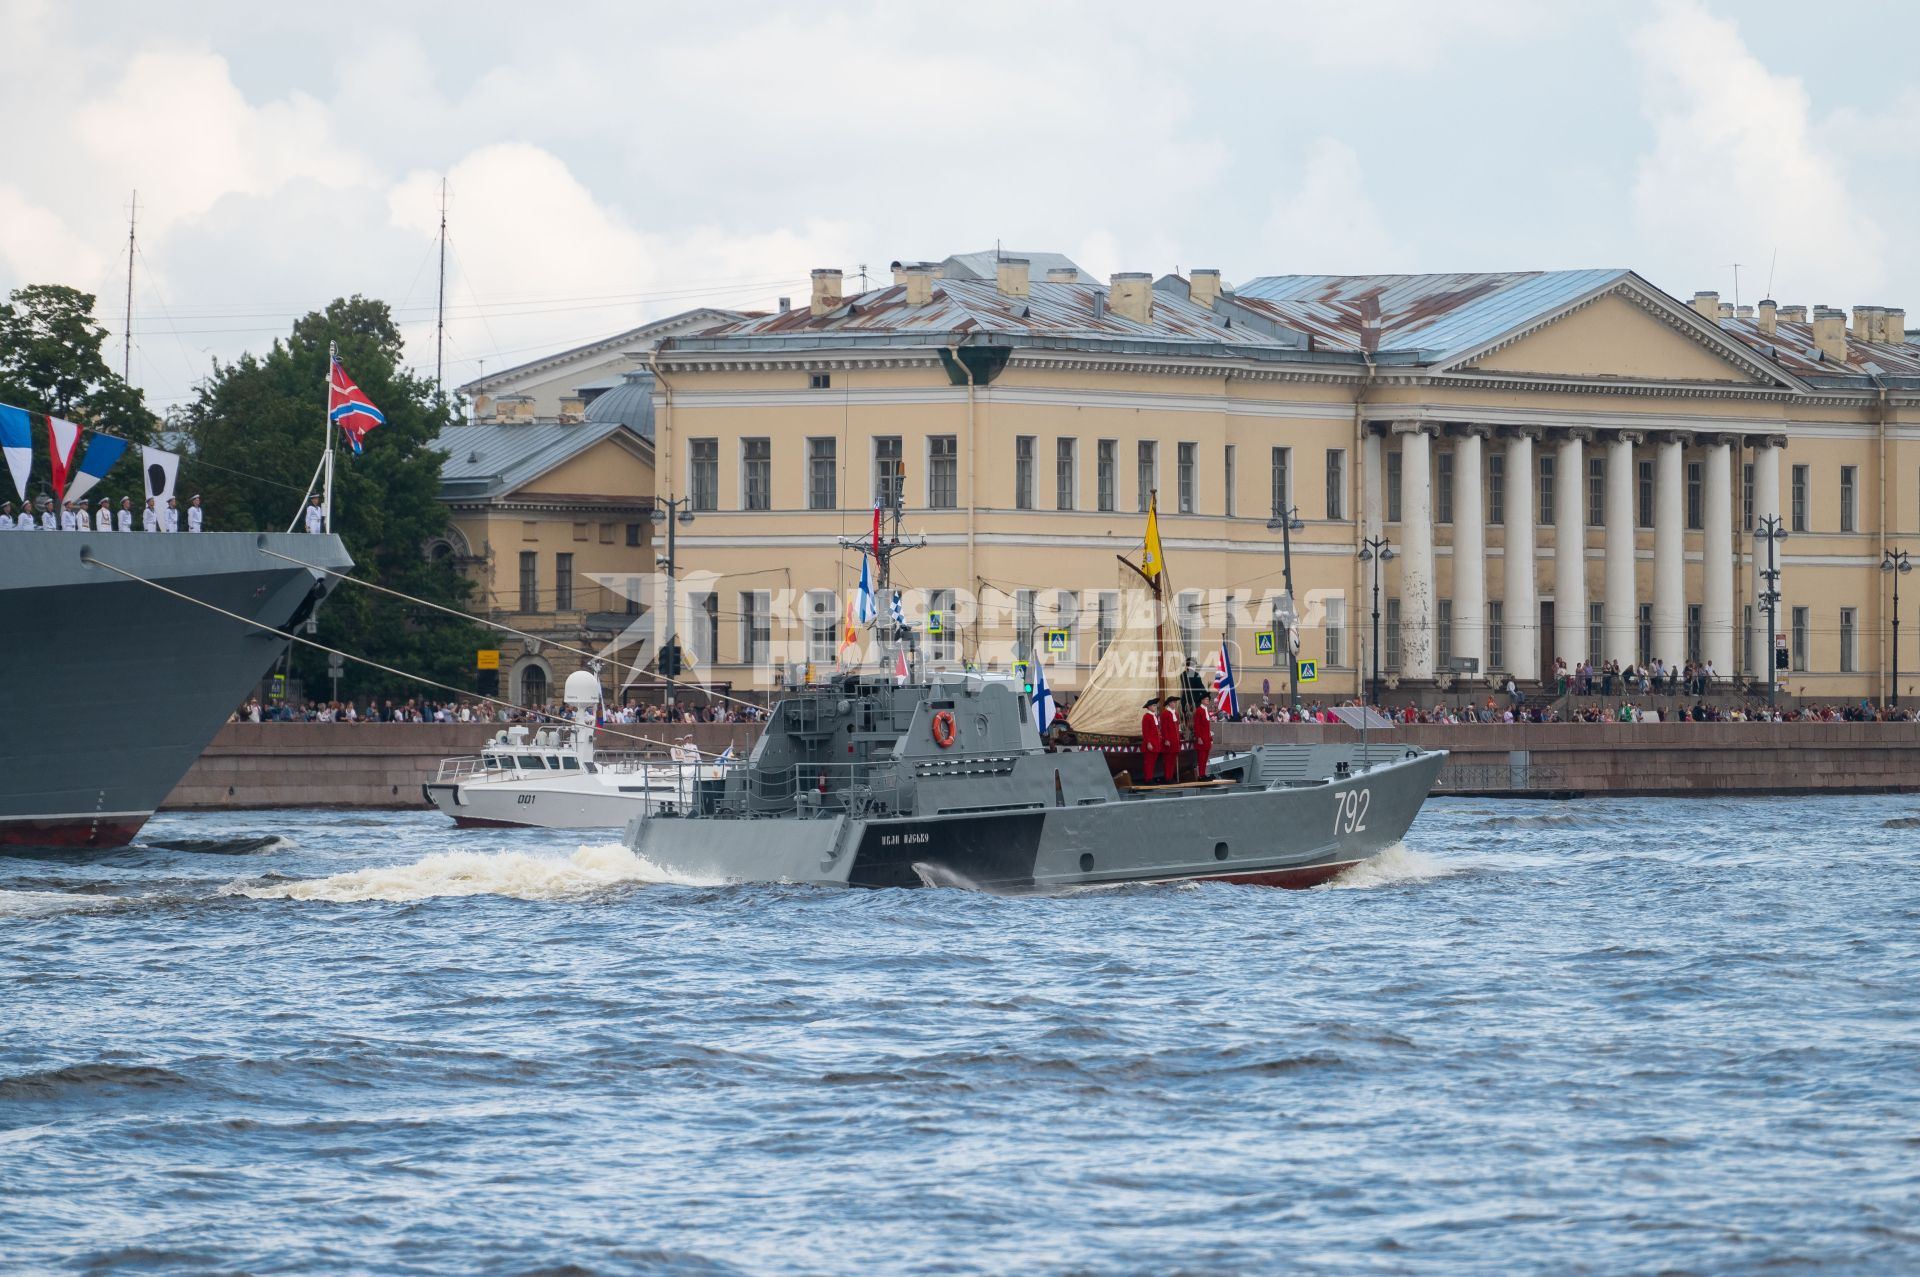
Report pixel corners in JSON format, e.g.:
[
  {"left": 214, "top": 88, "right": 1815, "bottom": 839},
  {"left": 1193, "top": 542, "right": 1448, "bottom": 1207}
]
[{"left": 635, "top": 255, "right": 1917, "bottom": 706}]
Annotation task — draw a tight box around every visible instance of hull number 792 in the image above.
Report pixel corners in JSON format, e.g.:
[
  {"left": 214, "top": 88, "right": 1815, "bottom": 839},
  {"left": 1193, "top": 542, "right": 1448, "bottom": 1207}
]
[{"left": 1335, "top": 788, "right": 1370, "bottom": 835}]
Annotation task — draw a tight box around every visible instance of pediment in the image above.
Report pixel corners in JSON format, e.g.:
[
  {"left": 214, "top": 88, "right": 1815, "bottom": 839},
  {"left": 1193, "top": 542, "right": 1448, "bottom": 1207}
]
[{"left": 1456, "top": 290, "right": 1779, "bottom": 386}]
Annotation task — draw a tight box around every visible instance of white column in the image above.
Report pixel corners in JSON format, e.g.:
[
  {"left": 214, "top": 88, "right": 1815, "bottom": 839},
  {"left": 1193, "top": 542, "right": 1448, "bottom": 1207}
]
[
  {"left": 1702, "top": 437, "right": 1735, "bottom": 675},
  {"left": 1503, "top": 429, "right": 1538, "bottom": 680},
  {"left": 1395, "top": 424, "right": 1435, "bottom": 680},
  {"left": 1363, "top": 429, "right": 1384, "bottom": 549},
  {"left": 1451, "top": 429, "right": 1486, "bottom": 674},
  {"left": 1604, "top": 432, "right": 1639, "bottom": 667},
  {"left": 1554, "top": 431, "right": 1588, "bottom": 667},
  {"left": 1653, "top": 435, "right": 1687, "bottom": 666},
  {"left": 1751, "top": 438, "right": 1784, "bottom": 676}
]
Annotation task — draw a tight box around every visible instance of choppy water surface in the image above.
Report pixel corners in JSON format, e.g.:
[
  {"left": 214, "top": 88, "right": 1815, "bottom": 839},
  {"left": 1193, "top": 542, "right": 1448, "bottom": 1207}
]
[{"left": 4, "top": 797, "right": 1919, "bottom": 1275}]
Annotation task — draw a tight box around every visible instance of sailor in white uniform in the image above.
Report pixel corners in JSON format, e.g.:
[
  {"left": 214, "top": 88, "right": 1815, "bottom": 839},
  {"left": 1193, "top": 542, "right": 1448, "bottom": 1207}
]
[
  {"left": 142, "top": 497, "right": 158, "bottom": 531},
  {"left": 163, "top": 496, "right": 178, "bottom": 532},
  {"left": 116, "top": 497, "right": 134, "bottom": 532},
  {"left": 94, "top": 500, "right": 114, "bottom": 532},
  {"left": 40, "top": 499, "right": 58, "bottom": 530},
  {"left": 187, "top": 494, "right": 204, "bottom": 533},
  {"left": 1, "top": 500, "right": 15, "bottom": 529},
  {"left": 303, "top": 493, "right": 325, "bottom": 533},
  {"left": 59, "top": 501, "right": 74, "bottom": 531}
]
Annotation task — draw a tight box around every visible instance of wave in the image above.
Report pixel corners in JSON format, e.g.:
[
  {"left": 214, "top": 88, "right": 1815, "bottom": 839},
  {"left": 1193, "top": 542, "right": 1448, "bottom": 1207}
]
[
  {"left": 0, "top": 888, "right": 116, "bottom": 917},
  {"left": 0, "top": 1062, "right": 191, "bottom": 1101},
  {"left": 144, "top": 835, "right": 293, "bottom": 855},
  {"left": 232, "top": 842, "right": 699, "bottom": 903},
  {"left": 1882, "top": 816, "right": 1920, "bottom": 829},
  {"left": 1318, "top": 843, "right": 1457, "bottom": 890}
]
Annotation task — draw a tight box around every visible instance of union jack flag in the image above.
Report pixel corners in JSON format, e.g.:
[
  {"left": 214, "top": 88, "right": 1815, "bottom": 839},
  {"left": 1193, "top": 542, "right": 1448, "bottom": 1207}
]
[
  {"left": 328, "top": 357, "right": 386, "bottom": 454},
  {"left": 1213, "top": 643, "right": 1239, "bottom": 718}
]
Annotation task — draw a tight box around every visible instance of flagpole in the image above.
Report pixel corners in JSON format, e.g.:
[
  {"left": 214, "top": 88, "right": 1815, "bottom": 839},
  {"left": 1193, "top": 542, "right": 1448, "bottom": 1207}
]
[{"left": 322, "top": 341, "right": 337, "bottom": 533}]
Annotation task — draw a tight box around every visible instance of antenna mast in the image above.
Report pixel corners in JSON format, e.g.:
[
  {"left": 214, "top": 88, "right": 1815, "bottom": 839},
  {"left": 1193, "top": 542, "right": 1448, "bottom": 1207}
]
[
  {"left": 124, "top": 190, "right": 137, "bottom": 381},
  {"left": 435, "top": 176, "right": 448, "bottom": 397}
]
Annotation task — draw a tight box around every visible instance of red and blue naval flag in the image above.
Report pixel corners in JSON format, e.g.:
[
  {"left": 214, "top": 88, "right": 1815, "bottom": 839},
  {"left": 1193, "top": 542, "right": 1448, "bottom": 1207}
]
[{"left": 327, "top": 357, "right": 385, "bottom": 454}]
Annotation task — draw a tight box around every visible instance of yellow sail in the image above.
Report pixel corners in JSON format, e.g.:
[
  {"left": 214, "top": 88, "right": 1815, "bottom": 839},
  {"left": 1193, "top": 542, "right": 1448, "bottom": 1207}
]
[{"left": 1062, "top": 555, "right": 1186, "bottom": 739}]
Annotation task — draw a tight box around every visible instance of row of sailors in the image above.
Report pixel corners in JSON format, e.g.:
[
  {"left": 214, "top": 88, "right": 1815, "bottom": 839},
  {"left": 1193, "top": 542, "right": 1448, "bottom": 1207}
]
[{"left": 0, "top": 495, "right": 203, "bottom": 532}]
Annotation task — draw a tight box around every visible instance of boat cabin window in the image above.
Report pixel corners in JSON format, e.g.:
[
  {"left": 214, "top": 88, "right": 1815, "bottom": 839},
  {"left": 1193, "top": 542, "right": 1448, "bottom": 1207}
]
[
  {"left": 546, "top": 755, "right": 561, "bottom": 770},
  {"left": 561, "top": 757, "right": 579, "bottom": 770},
  {"left": 482, "top": 754, "right": 500, "bottom": 769},
  {"left": 518, "top": 755, "right": 545, "bottom": 770}
]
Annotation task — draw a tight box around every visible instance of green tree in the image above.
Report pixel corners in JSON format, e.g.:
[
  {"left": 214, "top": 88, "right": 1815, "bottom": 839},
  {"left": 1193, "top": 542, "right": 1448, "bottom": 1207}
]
[
  {"left": 0, "top": 284, "right": 156, "bottom": 514},
  {"left": 181, "top": 295, "right": 484, "bottom": 700}
]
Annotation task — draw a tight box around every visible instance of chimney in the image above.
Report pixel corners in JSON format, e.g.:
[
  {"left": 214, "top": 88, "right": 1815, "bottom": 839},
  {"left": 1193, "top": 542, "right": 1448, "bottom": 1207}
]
[
  {"left": 1691, "top": 290, "right": 1720, "bottom": 320},
  {"left": 1190, "top": 269, "right": 1223, "bottom": 310},
  {"left": 995, "top": 257, "right": 1030, "bottom": 299},
  {"left": 777, "top": 296, "right": 791, "bottom": 314},
  {"left": 1109, "top": 272, "right": 1153, "bottom": 323},
  {"left": 1853, "top": 305, "right": 1881, "bottom": 342},
  {"left": 1737, "top": 305, "right": 1753, "bottom": 320},
  {"left": 1045, "top": 267, "right": 1078, "bottom": 284},
  {"left": 1757, "top": 298, "right": 1777, "bottom": 336},
  {"left": 1812, "top": 306, "right": 1847, "bottom": 361},
  {"left": 1885, "top": 308, "right": 1907, "bottom": 344},
  {"left": 1717, "top": 302, "right": 1736, "bottom": 322},
  {"left": 810, "top": 268, "right": 843, "bottom": 317},
  {"left": 904, "top": 264, "right": 936, "bottom": 306},
  {"left": 1778, "top": 304, "right": 1808, "bottom": 324}
]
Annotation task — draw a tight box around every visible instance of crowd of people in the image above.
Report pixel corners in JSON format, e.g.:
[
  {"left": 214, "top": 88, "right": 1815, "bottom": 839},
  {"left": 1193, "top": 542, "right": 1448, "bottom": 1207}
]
[
  {"left": 1232, "top": 696, "right": 1914, "bottom": 724},
  {"left": 233, "top": 696, "right": 768, "bottom": 724},
  {"left": 1547, "top": 655, "right": 1722, "bottom": 698},
  {"left": 0, "top": 494, "right": 203, "bottom": 531}
]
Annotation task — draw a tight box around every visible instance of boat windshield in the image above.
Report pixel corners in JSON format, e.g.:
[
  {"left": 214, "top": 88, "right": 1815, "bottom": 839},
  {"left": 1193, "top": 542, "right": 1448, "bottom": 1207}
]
[
  {"left": 518, "top": 755, "right": 546, "bottom": 770},
  {"left": 482, "top": 754, "right": 500, "bottom": 769},
  {"left": 560, "top": 757, "right": 579, "bottom": 770}
]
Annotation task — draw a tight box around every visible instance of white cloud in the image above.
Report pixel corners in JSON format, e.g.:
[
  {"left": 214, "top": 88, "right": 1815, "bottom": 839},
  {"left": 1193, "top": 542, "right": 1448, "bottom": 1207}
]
[
  {"left": 0, "top": 187, "right": 106, "bottom": 288},
  {"left": 1258, "top": 140, "right": 1410, "bottom": 274},
  {"left": 1629, "top": 0, "right": 1886, "bottom": 303}
]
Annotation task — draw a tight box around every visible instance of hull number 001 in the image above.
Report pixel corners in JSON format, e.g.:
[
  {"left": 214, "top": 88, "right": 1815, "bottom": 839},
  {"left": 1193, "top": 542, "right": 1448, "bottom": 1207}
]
[{"left": 1334, "top": 788, "right": 1370, "bottom": 834}]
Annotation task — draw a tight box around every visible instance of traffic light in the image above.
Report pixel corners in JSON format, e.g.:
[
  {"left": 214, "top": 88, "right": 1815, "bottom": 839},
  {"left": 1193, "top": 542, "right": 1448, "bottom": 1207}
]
[{"left": 660, "top": 642, "right": 682, "bottom": 678}]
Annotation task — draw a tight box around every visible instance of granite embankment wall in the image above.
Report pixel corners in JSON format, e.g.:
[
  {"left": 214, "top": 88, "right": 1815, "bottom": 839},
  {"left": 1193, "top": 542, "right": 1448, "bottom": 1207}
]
[{"left": 162, "top": 720, "right": 1920, "bottom": 810}]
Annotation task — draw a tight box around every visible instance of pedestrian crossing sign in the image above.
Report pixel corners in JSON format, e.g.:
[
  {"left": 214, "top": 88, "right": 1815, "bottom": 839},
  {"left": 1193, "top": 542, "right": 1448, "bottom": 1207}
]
[
  {"left": 1047, "top": 629, "right": 1069, "bottom": 652},
  {"left": 1255, "top": 631, "right": 1276, "bottom": 655},
  {"left": 1297, "top": 660, "right": 1319, "bottom": 683},
  {"left": 927, "top": 611, "right": 944, "bottom": 635}
]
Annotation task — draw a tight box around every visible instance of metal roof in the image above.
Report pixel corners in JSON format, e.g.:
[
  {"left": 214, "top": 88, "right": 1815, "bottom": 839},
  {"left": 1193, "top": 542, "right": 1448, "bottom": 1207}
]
[
  {"left": 1716, "top": 317, "right": 1920, "bottom": 384},
  {"left": 454, "top": 307, "right": 745, "bottom": 397},
  {"left": 583, "top": 370, "right": 656, "bottom": 436},
  {"left": 433, "top": 418, "right": 647, "bottom": 500},
  {"left": 935, "top": 249, "right": 1090, "bottom": 283}
]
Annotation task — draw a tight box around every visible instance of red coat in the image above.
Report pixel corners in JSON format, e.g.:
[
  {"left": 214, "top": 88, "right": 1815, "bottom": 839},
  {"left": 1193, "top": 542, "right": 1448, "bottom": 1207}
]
[
  {"left": 1157, "top": 707, "right": 1181, "bottom": 750},
  {"left": 1140, "top": 711, "right": 1161, "bottom": 752},
  {"left": 1192, "top": 701, "right": 1212, "bottom": 748}
]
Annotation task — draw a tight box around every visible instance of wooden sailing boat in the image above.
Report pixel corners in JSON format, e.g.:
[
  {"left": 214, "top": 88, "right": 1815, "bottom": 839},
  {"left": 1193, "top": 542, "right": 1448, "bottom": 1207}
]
[{"left": 1052, "top": 494, "right": 1200, "bottom": 782}]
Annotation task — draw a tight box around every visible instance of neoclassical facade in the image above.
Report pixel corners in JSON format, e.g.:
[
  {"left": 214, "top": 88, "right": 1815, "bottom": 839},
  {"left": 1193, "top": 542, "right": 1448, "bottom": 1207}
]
[{"left": 636, "top": 257, "right": 1916, "bottom": 703}]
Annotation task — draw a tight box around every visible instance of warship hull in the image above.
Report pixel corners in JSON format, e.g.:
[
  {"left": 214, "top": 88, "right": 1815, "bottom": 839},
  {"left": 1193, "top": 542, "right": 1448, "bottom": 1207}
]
[{"left": 0, "top": 532, "right": 352, "bottom": 848}]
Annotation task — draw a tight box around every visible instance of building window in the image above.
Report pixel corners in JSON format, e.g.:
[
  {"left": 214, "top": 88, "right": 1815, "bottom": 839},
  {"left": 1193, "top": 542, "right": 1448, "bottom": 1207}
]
[
  {"left": 1138, "top": 441, "right": 1157, "bottom": 511},
  {"left": 806, "top": 591, "right": 837, "bottom": 664},
  {"left": 1638, "top": 459, "right": 1654, "bottom": 529},
  {"left": 522, "top": 520, "right": 538, "bottom": 542},
  {"left": 1686, "top": 461, "right": 1703, "bottom": 530},
  {"left": 1589, "top": 602, "right": 1603, "bottom": 664},
  {"left": 555, "top": 553, "right": 573, "bottom": 611},
  {"left": 573, "top": 521, "right": 589, "bottom": 542},
  {"left": 689, "top": 438, "right": 718, "bottom": 511},
  {"left": 1436, "top": 452, "right": 1454, "bottom": 525},
  {"left": 1742, "top": 604, "right": 1753, "bottom": 673},
  {"left": 1791, "top": 606, "right": 1809, "bottom": 671},
  {"left": 1175, "top": 591, "right": 1201, "bottom": 658},
  {"left": 1225, "top": 445, "right": 1237, "bottom": 518},
  {"left": 1588, "top": 456, "right": 1605, "bottom": 527},
  {"left": 625, "top": 577, "right": 641, "bottom": 617},
  {"left": 1488, "top": 454, "right": 1505, "bottom": 525},
  {"left": 519, "top": 551, "right": 538, "bottom": 613},
  {"left": 1096, "top": 440, "right": 1116, "bottom": 512},
  {"left": 1271, "top": 596, "right": 1289, "bottom": 668},
  {"left": 694, "top": 593, "right": 718, "bottom": 667},
  {"left": 1488, "top": 600, "right": 1504, "bottom": 671},
  {"left": 928, "top": 588, "right": 955, "bottom": 660},
  {"left": 1742, "top": 462, "right": 1754, "bottom": 532},
  {"left": 1385, "top": 597, "right": 1402, "bottom": 670},
  {"left": 1436, "top": 599, "right": 1452, "bottom": 667},
  {"left": 1687, "top": 604, "right": 1702, "bottom": 663},
  {"left": 809, "top": 372, "right": 831, "bottom": 390},
  {"left": 1096, "top": 592, "right": 1117, "bottom": 658},
  {"left": 1538, "top": 454, "right": 1555, "bottom": 525},
  {"left": 741, "top": 591, "right": 770, "bottom": 666},
  {"left": 1056, "top": 439, "right": 1077, "bottom": 511},
  {"left": 1840, "top": 607, "right": 1857, "bottom": 672},
  {"left": 599, "top": 522, "right": 614, "bottom": 544},
  {"left": 1014, "top": 437, "right": 1035, "bottom": 510},
  {"left": 1271, "top": 446, "right": 1293, "bottom": 518},
  {"left": 742, "top": 438, "right": 771, "bottom": 511},
  {"left": 1326, "top": 449, "right": 1345, "bottom": 521},
  {"left": 875, "top": 436, "right": 904, "bottom": 508},
  {"left": 1791, "top": 464, "right": 1809, "bottom": 532},
  {"left": 928, "top": 435, "right": 958, "bottom": 509},
  {"left": 1386, "top": 450, "right": 1403, "bottom": 523},
  {"left": 1639, "top": 604, "right": 1653, "bottom": 666},
  {"left": 625, "top": 523, "right": 641, "bottom": 547},
  {"left": 808, "top": 438, "right": 836, "bottom": 510},
  {"left": 1840, "top": 465, "right": 1857, "bottom": 532},
  {"left": 1052, "top": 590, "right": 1080, "bottom": 664},
  {"left": 1178, "top": 442, "right": 1197, "bottom": 514},
  {"left": 1326, "top": 597, "right": 1346, "bottom": 668},
  {"left": 1015, "top": 590, "right": 1036, "bottom": 658}
]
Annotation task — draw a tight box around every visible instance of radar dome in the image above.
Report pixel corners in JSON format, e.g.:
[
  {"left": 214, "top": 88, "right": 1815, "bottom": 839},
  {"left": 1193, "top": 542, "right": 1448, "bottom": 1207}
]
[{"left": 564, "top": 670, "right": 602, "bottom": 707}]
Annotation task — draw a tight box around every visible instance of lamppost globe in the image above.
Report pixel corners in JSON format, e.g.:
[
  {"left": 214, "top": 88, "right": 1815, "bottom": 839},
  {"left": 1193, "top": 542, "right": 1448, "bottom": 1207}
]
[
  {"left": 649, "top": 506, "right": 667, "bottom": 526},
  {"left": 677, "top": 508, "right": 695, "bottom": 526},
  {"left": 1380, "top": 546, "right": 1397, "bottom": 562},
  {"left": 1358, "top": 547, "right": 1373, "bottom": 563}
]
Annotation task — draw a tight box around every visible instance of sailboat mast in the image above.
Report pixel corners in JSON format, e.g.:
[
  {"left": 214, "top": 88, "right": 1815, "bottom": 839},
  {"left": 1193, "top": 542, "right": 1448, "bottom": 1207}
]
[
  {"left": 124, "top": 190, "right": 136, "bottom": 382},
  {"left": 435, "top": 177, "right": 448, "bottom": 398}
]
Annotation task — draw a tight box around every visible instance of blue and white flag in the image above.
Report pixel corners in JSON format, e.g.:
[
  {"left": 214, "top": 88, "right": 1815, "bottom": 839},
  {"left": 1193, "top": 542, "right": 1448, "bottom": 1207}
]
[
  {"left": 890, "top": 589, "right": 907, "bottom": 632},
  {"left": 856, "top": 554, "right": 877, "bottom": 625},
  {"left": 0, "top": 403, "right": 31, "bottom": 502},
  {"left": 1213, "top": 642, "right": 1239, "bottom": 718},
  {"left": 716, "top": 743, "right": 735, "bottom": 763},
  {"left": 1031, "top": 648, "right": 1056, "bottom": 735},
  {"left": 62, "top": 433, "right": 130, "bottom": 504}
]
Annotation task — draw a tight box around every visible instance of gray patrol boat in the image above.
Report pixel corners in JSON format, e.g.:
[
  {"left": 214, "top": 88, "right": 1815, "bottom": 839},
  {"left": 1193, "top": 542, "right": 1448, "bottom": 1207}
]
[{"left": 623, "top": 672, "right": 1444, "bottom": 892}]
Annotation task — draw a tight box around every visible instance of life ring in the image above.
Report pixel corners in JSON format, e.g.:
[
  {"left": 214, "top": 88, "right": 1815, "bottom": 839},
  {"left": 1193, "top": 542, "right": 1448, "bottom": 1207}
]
[{"left": 931, "top": 710, "right": 957, "bottom": 748}]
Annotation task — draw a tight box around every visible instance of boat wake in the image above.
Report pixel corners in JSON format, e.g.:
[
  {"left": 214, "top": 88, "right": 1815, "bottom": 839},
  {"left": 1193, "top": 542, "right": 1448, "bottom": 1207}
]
[
  {"left": 233, "top": 842, "right": 696, "bottom": 904},
  {"left": 1317, "top": 843, "right": 1456, "bottom": 890},
  {"left": 145, "top": 835, "right": 293, "bottom": 856},
  {"left": 0, "top": 888, "right": 117, "bottom": 918}
]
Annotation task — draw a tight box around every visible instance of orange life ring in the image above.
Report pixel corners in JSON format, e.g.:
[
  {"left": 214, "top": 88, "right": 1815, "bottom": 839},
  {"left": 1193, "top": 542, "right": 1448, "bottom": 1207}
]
[{"left": 931, "top": 709, "right": 957, "bottom": 748}]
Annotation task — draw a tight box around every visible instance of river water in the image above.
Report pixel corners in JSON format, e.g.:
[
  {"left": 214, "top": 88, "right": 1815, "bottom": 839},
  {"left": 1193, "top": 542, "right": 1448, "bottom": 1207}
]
[{"left": 3, "top": 796, "right": 1918, "bottom": 1275}]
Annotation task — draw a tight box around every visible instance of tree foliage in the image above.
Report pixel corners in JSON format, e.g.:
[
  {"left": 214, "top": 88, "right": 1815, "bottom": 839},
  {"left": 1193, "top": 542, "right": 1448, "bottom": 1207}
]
[{"left": 180, "top": 296, "right": 484, "bottom": 699}]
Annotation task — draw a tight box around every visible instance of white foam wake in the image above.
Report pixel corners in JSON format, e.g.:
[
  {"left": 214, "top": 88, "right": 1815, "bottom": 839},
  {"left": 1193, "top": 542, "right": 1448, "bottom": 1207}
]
[
  {"left": 0, "top": 889, "right": 115, "bottom": 917},
  {"left": 1317, "top": 842, "right": 1456, "bottom": 890},
  {"left": 235, "top": 842, "right": 693, "bottom": 904}
]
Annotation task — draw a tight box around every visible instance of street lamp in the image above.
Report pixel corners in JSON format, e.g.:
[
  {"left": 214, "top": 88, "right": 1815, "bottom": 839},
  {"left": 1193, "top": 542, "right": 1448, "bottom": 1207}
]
[
  {"left": 1883, "top": 547, "right": 1912, "bottom": 709},
  {"left": 1266, "top": 504, "right": 1305, "bottom": 715},
  {"left": 651, "top": 494, "right": 697, "bottom": 699},
  {"left": 1756, "top": 515, "right": 1787, "bottom": 709},
  {"left": 1357, "top": 535, "right": 1394, "bottom": 709}
]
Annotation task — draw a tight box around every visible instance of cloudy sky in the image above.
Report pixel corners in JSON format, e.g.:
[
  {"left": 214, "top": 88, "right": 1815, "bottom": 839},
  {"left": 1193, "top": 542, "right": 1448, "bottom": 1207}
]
[{"left": 4, "top": 0, "right": 1915, "bottom": 412}]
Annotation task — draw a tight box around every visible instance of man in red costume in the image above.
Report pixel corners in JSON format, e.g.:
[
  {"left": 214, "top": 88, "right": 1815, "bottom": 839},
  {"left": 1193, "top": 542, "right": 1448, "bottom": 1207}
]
[
  {"left": 1192, "top": 696, "right": 1213, "bottom": 778},
  {"left": 1157, "top": 697, "right": 1182, "bottom": 783},
  {"left": 1140, "top": 698, "right": 1163, "bottom": 782}
]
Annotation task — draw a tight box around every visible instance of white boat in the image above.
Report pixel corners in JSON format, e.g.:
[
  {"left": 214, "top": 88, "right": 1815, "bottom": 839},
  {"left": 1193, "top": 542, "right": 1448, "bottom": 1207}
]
[{"left": 423, "top": 672, "right": 731, "bottom": 830}]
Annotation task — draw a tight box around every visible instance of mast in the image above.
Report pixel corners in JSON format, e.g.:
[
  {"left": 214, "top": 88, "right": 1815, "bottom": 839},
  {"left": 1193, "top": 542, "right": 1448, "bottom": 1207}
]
[
  {"left": 322, "top": 340, "right": 337, "bottom": 533},
  {"left": 836, "top": 465, "right": 924, "bottom": 674},
  {"left": 123, "top": 190, "right": 136, "bottom": 382},
  {"left": 435, "top": 176, "right": 448, "bottom": 398}
]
